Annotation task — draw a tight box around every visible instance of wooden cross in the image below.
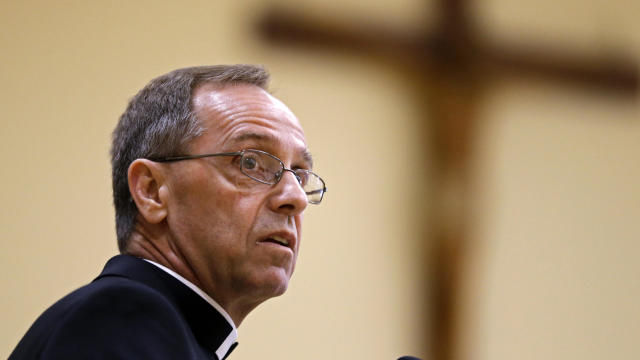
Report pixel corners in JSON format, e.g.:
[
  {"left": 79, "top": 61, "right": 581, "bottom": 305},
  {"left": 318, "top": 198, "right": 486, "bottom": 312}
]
[{"left": 256, "top": 1, "right": 639, "bottom": 359}]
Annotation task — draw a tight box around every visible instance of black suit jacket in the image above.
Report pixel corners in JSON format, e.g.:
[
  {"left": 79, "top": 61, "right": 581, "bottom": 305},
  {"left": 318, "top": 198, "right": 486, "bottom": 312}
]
[{"left": 9, "top": 255, "right": 237, "bottom": 360}]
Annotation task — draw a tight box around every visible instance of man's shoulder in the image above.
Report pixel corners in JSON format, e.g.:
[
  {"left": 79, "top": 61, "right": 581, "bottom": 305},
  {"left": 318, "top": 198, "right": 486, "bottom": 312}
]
[
  {"left": 9, "top": 260, "right": 200, "bottom": 360},
  {"left": 39, "top": 260, "right": 185, "bottom": 328},
  {"left": 56, "top": 272, "right": 180, "bottom": 319}
]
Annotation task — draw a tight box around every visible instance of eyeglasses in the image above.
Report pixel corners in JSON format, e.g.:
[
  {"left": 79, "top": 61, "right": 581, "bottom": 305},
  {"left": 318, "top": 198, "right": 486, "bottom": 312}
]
[{"left": 149, "top": 149, "right": 327, "bottom": 204}]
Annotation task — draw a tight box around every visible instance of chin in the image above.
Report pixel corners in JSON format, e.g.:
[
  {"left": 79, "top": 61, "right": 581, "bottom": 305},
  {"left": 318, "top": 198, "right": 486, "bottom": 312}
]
[{"left": 254, "top": 267, "right": 292, "bottom": 299}]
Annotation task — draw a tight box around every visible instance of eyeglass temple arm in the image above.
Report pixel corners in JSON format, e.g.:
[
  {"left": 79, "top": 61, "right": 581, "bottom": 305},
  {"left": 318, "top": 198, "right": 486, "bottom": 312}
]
[
  {"left": 305, "top": 188, "right": 327, "bottom": 195},
  {"left": 148, "top": 152, "right": 242, "bottom": 162}
]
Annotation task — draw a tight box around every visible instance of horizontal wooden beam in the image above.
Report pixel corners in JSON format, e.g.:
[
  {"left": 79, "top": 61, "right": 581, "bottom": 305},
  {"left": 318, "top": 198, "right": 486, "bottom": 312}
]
[{"left": 257, "top": 9, "right": 638, "bottom": 96}]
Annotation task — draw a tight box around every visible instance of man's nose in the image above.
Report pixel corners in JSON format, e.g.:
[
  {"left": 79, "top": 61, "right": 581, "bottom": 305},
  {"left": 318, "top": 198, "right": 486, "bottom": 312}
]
[{"left": 269, "top": 170, "right": 308, "bottom": 215}]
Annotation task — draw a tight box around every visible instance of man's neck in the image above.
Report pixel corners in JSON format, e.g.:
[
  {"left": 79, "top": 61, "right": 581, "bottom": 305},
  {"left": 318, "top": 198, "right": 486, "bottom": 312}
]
[{"left": 123, "top": 227, "right": 260, "bottom": 326}]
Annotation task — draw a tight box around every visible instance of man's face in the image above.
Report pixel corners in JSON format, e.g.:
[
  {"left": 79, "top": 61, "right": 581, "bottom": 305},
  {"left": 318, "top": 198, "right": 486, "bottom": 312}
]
[{"left": 163, "top": 84, "right": 310, "bottom": 314}]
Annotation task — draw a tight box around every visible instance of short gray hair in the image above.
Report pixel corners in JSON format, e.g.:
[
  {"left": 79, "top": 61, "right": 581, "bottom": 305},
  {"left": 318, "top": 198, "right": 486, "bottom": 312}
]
[{"left": 111, "top": 65, "right": 270, "bottom": 252}]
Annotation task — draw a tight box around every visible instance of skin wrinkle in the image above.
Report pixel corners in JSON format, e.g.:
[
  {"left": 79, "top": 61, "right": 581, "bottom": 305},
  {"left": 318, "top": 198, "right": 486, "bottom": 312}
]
[
  {"left": 130, "top": 222, "right": 169, "bottom": 264},
  {"left": 194, "top": 85, "right": 308, "bottom": 162},
  {"left": 227, "top": 132, "right": 314, "bottom": 170},
  {"left": 129, "top": 227, "right": 201, "bottom": 289}
]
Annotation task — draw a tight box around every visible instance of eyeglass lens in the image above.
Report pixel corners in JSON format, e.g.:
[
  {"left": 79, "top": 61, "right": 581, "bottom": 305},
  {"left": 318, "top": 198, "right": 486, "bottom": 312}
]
[{"left": 239, "top": 150, "right": 325, "bottom": 203}]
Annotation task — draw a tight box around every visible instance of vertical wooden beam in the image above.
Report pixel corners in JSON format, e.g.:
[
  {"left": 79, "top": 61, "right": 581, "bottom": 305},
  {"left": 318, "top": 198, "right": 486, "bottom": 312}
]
[{"left": 419, "top": 49, "right": 482, "bottom": 359}]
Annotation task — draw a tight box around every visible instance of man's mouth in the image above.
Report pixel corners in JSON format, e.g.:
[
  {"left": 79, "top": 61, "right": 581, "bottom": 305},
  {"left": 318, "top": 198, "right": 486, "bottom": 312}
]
[
  {"left": 261, "top": 235, "right": 290, "bottom": 247},
  {"left": 258, "top": 232, "right": 296, "bottom": 250}
]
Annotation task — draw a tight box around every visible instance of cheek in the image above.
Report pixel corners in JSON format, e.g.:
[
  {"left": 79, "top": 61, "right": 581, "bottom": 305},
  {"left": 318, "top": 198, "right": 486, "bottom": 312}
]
[
  {"left": 229, "top": 195, "right": 266, "bottom": 234},
  {"left": 181, "top": 190, "right": 262, "bottom": 250},
  {"left": 167, "top": 174, "right": 227, "bottom": 240},
  {"left": 167, "top": 166, "right": 271, "bottom": 247}
]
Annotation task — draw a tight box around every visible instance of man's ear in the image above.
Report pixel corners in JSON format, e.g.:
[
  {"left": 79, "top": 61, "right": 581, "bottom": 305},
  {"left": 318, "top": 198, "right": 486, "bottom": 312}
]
[{"left": 128, "top": 159, "right": 168, "bottom": 224}]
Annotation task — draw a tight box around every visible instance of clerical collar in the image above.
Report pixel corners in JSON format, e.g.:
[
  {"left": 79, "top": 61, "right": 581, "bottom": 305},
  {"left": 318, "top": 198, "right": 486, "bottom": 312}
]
[{"left": 143, "top": 259, "right": 238, "bottom": 360}]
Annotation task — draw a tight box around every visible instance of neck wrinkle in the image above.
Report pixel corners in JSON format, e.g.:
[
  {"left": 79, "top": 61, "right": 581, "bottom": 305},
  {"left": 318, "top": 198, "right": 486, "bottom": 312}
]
[{"left": 124, "top": 224, "right": 201, "bottom": 291}]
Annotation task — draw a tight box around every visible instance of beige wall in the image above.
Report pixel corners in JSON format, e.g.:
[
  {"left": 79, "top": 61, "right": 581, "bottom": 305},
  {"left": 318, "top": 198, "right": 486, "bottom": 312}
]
[
  {"left": 463, "top": 1, "right": 640, "bottom": 359},
  {"left": 1, "top": 1, "right": 638, "bottom": 360},
  {"left": 464, "top": 80, "right": 640, "bottom": 360}
]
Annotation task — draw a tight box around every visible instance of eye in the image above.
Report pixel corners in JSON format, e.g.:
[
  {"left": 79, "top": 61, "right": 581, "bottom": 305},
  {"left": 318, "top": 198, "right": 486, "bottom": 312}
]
[
  {"left": 294, "top": 170, "right": 309, "bottom": 186},
  {"left": 242, "top": 155, "right": 258, "bottom": 170}
]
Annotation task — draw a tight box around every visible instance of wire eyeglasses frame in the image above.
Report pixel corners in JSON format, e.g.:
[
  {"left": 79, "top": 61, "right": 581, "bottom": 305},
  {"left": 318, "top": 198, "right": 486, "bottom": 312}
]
[{"left": 148, "top": 149, "right": 326, "bottom": 204}]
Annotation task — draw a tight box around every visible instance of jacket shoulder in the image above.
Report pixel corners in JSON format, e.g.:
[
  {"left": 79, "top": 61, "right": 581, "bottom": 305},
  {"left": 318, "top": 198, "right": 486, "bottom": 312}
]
[{"left": 10, "top": 275, "right": 201, "bottom": 360}]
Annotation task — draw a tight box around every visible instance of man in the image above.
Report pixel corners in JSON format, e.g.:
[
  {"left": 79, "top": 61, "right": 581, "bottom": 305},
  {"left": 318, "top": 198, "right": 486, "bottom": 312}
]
[{"left": 9, "top": 65, "right": 326, "bottom": 359}]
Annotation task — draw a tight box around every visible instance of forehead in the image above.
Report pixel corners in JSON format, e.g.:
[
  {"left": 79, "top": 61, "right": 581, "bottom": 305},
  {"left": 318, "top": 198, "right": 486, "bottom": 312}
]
[{"left": 190, "top": 84, "right": 311, "bottom": 165}]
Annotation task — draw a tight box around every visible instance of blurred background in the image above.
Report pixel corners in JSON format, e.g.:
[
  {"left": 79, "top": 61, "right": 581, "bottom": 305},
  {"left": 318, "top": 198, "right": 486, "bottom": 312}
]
[{"left": 1, "top": 1, "right": 638, "bottom": 360}]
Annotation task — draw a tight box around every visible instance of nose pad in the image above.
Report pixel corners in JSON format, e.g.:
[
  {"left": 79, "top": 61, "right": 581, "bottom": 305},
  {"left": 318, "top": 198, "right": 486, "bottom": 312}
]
[{"left": 273, "top": 169, "right": 284, "bottom": 183}]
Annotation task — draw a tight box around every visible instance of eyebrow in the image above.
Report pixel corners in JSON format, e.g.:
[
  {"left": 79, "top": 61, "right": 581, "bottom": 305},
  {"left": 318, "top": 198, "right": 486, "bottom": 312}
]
[{"left": 230, "top": 132, "right": 314, "bottom": 168}]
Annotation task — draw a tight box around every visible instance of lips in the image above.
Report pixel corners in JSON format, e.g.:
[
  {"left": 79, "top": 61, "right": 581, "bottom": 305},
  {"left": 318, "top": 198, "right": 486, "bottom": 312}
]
[
  {"left": 258, "top": 232, "right": 296, "bottom": 250},
  {"left": 265, "top": 235, "right": 289, "bottom": 246}
]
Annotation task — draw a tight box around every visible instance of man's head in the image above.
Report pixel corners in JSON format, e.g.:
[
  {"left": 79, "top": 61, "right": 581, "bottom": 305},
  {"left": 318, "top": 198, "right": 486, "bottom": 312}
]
[{"left": 111, "top": 65, "right": 322, "bottom": 324}]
